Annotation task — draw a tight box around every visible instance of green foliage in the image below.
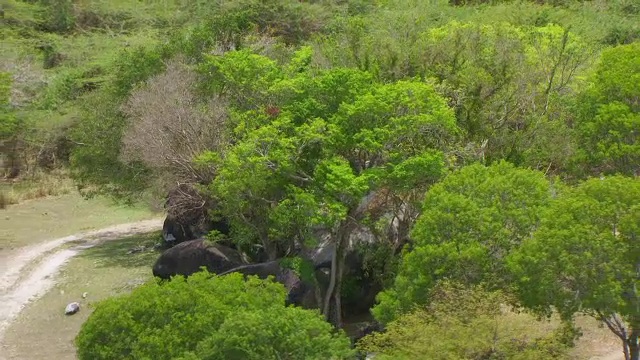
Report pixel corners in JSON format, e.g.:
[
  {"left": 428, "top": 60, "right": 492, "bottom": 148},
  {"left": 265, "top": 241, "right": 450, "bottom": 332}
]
[
  {"left": 199, "top": 49, "right": 282, "bottom": 108},
  {"left": 76, "top": 271, "right": 354, "bottom": 360},
  {"left": 232, "top": 0, "right": 333, "bottom": 45},
  {"left": 0, "top": 72, "right": 19, "bottom": 139},
  {"left": 509, "top": 176, "right": 640, "bottom": 321},
  {"left": 37, "top": 69, "right": 86, "bottom": 109},
  {"left": 576, "top": 43, "right": 640, "bottom": 176},
  {"left": 178, "top": 306, "right": 354, "bottom": 360},
  {"left": 69, "top": 90, "right": 153, "bottom": 199},
  {"left": 360, "top": 281, "right": 571, "bottom": 360},
  {"left": 39, "top": 0, "right": 75, "bottom": 33},
  {"left": 109, "top": 45, "right": 170, "bottom": 99},
  {"left": 202, "top": 49, "right": 456, "bottom": 259},
  {"left": 421, "top": 22, "right": 587, "bottom": 167},
  {"left": 280, "top": 256, "right": 316, "bottom": 284},
  {"left": 374, "top": 161, "right": 552, "bottom": 323}
]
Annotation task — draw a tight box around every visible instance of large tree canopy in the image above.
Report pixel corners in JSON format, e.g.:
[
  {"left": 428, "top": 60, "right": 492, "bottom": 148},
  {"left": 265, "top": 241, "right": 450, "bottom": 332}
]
[
  {"left": 374, "top": 161, "right": 552, "bottom": 323},
  {"left": 509, "top": 176, "right": 640, "bottom": 360},
  {"left": 198, "top": 48, "right": 459, "bottom": 324}
]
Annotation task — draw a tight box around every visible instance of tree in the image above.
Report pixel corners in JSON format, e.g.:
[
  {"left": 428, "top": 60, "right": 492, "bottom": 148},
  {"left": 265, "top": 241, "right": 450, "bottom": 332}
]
[
  {"left": 373, "top": 161, "right": 552, "bottom": 323},
  {"left": 419, "top": 22, "right": 588, "bottom": 169},
  {"left": 199, "top": 48, "right": 458, "bottom": 325},
  {"left": 76, "top": 271, "right": 354, "bottom": 360},
  {"left": 508, "top": 176, "right": 640, "bottom": 360},
  {"left": 322, "top": 19, "right": 589, "bottom": 172},
  {"left": 70, "top": 44, "right": 172, "bottom": 198},
  {"left": 121, "top": 59, "right": 227, "bottom": 184},
  {"left": 575, "top": 43, "right": 640, "bottom": 177},
  {"left": 359, "top": 281, "right": 572, "bottom": 360}
]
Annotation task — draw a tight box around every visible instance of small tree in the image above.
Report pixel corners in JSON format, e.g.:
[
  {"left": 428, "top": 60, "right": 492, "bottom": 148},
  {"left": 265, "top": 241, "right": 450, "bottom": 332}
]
[
  {"left": 509, "top": 176, "right": 640, "bottom": 360},
  {"left": 76, "top": 272, "right": 354, "bottom": 360},
  {"left": 373, "top": 161, "right": 552, "bottom": 323}
]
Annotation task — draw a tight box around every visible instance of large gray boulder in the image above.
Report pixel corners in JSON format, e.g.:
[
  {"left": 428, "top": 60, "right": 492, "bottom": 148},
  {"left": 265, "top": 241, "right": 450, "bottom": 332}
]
[{"left": 152, "top": 239, "right": 246, "bottom": 279}]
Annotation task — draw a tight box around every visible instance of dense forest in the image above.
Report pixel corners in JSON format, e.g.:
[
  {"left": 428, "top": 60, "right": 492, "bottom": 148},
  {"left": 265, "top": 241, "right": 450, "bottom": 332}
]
[{"left": 1, "top": 0, "right": 639, "bottom": 359}]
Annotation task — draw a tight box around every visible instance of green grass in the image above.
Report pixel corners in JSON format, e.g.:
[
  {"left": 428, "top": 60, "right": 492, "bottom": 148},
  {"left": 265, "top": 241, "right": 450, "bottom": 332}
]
[
  {"left": 2, "top": 232, "right": 162, "bottom": 360},
  {"left": 0, "top": 191, "right": 158, "bottom": 250}
]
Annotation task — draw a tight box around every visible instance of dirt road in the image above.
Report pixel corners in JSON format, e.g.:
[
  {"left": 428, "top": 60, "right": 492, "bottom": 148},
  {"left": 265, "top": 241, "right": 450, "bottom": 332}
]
[{"left": 0, "top": 218, "right": 163, "bottom": 347}]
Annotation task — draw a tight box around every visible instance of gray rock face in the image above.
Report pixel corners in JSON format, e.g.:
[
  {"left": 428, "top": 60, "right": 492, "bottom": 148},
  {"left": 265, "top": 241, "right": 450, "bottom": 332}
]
[
  {"left": 152, "top": 239, "right": 246, "bottom": 279},
  {"left": 65, "top": 302, "right": 80, "bottom": 315}
]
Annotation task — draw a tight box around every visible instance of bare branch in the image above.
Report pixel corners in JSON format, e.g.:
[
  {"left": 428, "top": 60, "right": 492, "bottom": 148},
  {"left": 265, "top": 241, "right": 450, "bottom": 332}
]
[{"left": 120, "top": 58, "right": 228, "bottom": 184}]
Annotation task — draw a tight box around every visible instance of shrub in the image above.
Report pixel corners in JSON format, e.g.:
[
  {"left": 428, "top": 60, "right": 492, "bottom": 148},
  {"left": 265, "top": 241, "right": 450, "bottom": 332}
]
[
  {"left": 39, "top": 0, "right": 75, "bottom": 33},
  {"left": 76, "top": 271, "right": 354, "bottom": 360},
  {"left": 360, "top": 282, "right": 573, "bottom": 360}
]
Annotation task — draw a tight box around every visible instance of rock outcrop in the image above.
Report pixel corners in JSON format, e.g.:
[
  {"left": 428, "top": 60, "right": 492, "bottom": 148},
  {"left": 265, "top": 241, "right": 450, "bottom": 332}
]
[
  {"left": 152, "top": 239, "right": 246, "bottom": 279},
  {"left": 162, "top": 184, "right": 231, "bottom": 246}
]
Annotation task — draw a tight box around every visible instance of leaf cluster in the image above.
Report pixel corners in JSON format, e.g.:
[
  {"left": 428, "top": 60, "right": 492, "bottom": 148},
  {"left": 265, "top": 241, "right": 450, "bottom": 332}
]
[{"left": 76, "top": 271, "right": 354, "bottom": 360}]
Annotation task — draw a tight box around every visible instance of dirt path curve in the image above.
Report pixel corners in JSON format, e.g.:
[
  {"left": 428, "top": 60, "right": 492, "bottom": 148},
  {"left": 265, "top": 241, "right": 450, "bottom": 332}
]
[{"left": 0, "top": 218, "right": 163, "bottom": 345}]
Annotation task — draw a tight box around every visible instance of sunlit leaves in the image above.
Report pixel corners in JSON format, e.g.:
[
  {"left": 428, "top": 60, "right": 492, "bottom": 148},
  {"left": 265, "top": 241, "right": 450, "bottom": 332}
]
[
  {"left": 76, "top": 272, "right": 354, "bottom": 360},
  {"left": 509, "top": 176, "right": 640, "bottom": 321},
  {"left": 576, "top": 43, "right": 640, "bottom": 176},
  {"left": 202, "top": 48, "right": 457, "bottom": 261}
]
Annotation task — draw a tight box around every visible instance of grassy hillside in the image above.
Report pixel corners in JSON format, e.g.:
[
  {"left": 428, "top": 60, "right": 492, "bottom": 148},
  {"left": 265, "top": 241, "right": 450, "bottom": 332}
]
[{"left": 1, "top": 0, "right": 187, "bottom": 199}]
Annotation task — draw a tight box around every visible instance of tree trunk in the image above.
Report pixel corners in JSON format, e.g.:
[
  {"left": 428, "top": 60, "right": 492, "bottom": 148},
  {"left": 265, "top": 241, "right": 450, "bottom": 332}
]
[
  {"left": 322, "top": 226, "right": 349, "bottom": 327},
  {"left": 322, "top": 240, "right": 338, "bottom": 319},
  {"left": 629, "top": 330, "right": 639, "bottom": 360}
]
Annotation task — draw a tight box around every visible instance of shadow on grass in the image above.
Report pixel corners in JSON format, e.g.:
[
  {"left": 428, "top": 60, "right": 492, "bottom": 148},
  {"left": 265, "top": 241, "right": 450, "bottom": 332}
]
[{"left": 80, "top": 231, "right": 165, "bottom": 269}]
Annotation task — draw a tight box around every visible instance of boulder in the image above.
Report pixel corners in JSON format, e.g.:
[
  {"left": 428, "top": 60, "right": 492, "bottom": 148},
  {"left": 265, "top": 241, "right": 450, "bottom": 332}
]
[
  {"left": 219, "top": 261, "right": 317, "bottom": 309},
  {"left": 162, "top": 215, "right": 194, "bottom": 245},
  {"left": 65, "top": 302, "right": 80, "bottom": 315},
  {"left": 152, "top": 239, "right": 246, "bottom": 279},
  {"left": 162, "top": 184, "right": 231, "bottom": 246},
  {"left": 162, "top": 214, "right": 231, "bottom": 246}
]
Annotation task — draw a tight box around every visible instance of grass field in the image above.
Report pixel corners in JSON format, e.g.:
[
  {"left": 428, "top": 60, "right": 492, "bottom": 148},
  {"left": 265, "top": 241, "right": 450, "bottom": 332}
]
[
  {"left": 1, "top": 232, "right": 162, "bottom": 360},
  {"left": 0, "top": 192, "right": 157, "bottom": 250}
]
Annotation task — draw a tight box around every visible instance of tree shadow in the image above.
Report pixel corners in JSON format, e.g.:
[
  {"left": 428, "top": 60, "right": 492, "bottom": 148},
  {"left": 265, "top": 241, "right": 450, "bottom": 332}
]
[{"left": 80, "top": 231, "right": 164, "bottom": 269}]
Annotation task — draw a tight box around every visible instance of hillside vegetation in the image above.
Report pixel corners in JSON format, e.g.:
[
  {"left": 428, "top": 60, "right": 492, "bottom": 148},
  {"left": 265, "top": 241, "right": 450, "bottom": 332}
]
[{"left": 1, "top": 0, "right": 639, "bottom": 359}]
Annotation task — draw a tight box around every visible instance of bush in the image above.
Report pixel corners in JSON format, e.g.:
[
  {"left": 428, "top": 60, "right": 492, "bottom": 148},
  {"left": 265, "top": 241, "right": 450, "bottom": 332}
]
[
  {"left": 360, "top": 282, "right": 573, "bottom": 360},
  {"left": 76, "top": 271, "right": 354, "bottom": 360}
]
